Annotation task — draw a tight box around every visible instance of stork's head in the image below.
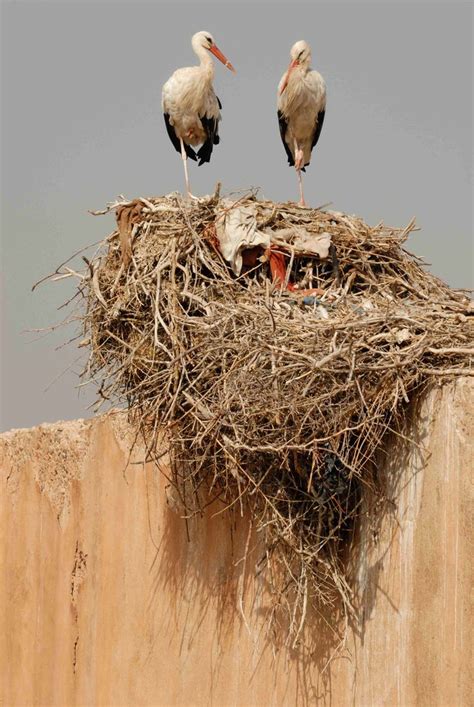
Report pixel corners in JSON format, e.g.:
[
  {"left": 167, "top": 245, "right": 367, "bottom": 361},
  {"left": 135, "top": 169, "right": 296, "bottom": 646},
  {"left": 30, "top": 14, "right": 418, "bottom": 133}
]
[
  {"left": 290, "top": 40, "right": 312, "bottom": 66},
  {"left": 192, "top": 31, "right": 236, "bottom": 72},
  {"left": 280, "top": 40, "right": 312, "bottom": 94}
]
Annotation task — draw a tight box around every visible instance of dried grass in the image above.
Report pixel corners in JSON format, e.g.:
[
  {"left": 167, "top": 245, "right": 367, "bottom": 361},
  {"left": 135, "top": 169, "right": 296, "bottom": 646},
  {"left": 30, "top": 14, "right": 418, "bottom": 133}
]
[{"left": 44, "top": 188, "right": 473, "bottom": 642}]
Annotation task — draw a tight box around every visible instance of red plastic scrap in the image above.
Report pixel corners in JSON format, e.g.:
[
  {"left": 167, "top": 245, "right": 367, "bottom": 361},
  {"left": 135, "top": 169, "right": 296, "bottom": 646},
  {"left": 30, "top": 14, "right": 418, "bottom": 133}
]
[
  {"left": 267, "top": 247, "right": 294, "bottom": 290},
  {"left": 266, "top": 246, "right": 324, "bottom": 296}
]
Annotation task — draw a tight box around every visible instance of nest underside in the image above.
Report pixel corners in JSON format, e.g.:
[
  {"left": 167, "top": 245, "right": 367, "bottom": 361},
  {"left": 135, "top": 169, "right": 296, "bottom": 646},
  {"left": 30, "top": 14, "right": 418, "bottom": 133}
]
[{"left": 66, "top": 191, "right": 472, "bottom": 642}]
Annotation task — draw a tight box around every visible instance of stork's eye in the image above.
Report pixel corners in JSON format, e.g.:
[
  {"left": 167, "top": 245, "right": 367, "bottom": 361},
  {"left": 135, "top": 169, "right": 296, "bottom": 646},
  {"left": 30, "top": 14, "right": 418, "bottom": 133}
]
[
  {"left": 298, "top": 50, "right": 304, "bottom": 60},
  {"left": 205, "top": 36, "right": 213, "bottom": 45}
]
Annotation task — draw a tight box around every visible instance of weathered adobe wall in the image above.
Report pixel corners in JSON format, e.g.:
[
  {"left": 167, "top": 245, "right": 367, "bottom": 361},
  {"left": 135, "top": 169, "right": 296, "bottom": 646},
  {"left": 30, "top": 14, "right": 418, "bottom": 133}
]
[{"left": 1, "top": 379, "right": 472, "bottom": 707}]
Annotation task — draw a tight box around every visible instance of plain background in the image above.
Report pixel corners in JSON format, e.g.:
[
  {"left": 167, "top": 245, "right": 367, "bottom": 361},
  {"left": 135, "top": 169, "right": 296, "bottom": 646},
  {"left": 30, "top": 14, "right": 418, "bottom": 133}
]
[{"left": 1, "top": 0, "right": 472, "bottom": 431}]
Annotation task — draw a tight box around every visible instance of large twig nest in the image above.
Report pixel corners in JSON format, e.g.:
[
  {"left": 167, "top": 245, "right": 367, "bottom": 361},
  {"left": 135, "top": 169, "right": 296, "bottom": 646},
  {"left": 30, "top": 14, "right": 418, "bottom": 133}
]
[{"left": 50, "top": 190, "right": 473, "bottom": 642}]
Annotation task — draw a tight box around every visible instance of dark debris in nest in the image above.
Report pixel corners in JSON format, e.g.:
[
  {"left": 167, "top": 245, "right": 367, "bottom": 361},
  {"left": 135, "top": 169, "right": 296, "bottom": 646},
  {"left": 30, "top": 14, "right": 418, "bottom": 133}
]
[{"left": 42, "top": 188, "right": 473, "bottom": 644}]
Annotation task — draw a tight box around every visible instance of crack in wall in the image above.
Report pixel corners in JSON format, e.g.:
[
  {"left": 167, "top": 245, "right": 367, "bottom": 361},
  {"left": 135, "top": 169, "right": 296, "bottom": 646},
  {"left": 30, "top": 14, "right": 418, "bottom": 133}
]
[{"left": 70, "top": 541, "right": 88, "bottom": 676}]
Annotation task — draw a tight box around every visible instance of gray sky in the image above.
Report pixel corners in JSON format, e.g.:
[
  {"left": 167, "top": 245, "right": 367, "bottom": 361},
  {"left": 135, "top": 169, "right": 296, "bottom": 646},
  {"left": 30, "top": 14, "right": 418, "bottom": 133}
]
[{"left": 1, "top": 0, "right": 472, "bottom": 431}]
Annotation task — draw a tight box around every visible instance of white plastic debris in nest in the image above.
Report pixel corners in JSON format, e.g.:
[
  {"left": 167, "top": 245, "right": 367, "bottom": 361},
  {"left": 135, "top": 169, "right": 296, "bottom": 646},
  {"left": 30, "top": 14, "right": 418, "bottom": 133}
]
[
  {"left": 215, "top": 200, "right": 270, "bottom": 275},
  {"left": 394, "top": 327, "right": 411, "bottom": 344},
  {"left": 215, "top": 201, "right": 332, "bottom": 275},
  {"left": 268, "top": 227, "right": 332, "bottom": 259}
]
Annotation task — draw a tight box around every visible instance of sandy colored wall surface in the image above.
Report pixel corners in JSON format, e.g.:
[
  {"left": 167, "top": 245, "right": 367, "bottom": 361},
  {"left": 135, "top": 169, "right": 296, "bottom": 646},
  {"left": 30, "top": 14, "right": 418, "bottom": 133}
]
[{"left": 1, "top": 379, "right": 472, "bottom": 707}]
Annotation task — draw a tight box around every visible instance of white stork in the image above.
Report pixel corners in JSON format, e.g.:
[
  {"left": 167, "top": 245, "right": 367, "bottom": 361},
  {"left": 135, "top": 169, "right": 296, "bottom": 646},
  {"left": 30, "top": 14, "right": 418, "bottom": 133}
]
[
  {"left": 277, "top": 40, "right": 326, "bottom": 207},
  {"left": 162, "top": 31, "right": 235, "bottom": 199}
]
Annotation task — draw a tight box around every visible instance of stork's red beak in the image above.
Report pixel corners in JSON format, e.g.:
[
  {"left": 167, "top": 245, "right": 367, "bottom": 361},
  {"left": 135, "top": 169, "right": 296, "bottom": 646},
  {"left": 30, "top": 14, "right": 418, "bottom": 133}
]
[
  {"left": 209, "top": 43, "right": 236, "bottom": 73},
  {"left": 279, "top": 59, "right": 299, "bottom": 94}
]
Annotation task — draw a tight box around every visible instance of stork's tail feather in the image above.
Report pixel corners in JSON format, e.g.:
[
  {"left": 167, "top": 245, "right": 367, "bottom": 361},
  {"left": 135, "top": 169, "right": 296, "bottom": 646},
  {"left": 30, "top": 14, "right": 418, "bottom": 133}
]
[
  {"left": 287, "top": 160, "right": 308, "bottom": 172},
  {"left": 197, "top": 143, "right": 213, "bottom": 165},
  {"left": 196, "top": 115, "right": 220, "bottom": 165}
]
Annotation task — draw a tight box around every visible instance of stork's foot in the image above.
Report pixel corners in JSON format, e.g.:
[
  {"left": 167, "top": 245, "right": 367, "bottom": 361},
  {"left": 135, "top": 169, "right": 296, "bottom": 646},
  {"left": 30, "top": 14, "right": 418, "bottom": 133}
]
[
  {"left": 298, "top": 198, "right": 307, "bottom": 207},
  {"left": 182, "top": 191, "right": 207, "bottom": 205}
]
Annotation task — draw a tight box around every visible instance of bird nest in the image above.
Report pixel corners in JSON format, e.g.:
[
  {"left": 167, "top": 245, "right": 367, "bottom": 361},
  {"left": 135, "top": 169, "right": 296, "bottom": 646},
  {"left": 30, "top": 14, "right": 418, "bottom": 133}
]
[{"left": 49, "top": 188, "right": 473, "bottom": 642}]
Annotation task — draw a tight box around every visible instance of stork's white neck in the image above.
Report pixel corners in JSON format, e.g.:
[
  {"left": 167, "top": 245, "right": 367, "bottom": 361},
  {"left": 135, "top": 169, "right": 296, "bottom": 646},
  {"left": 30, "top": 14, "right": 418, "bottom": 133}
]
[
  {"left": 193, "top": 43, "right": 214, "bottom": 78},
  {"left": 288, "top": 63, "right": 311, "bottom": 89},
  {"left": 297, "top": 60, "right": 311, "bottom": 75}
]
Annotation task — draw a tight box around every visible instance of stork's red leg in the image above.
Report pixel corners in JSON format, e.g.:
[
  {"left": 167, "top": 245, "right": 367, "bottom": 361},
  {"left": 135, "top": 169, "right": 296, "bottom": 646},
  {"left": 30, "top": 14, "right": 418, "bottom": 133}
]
[
  {"left": 297, "top": 169, "right": 306, "bottom": 207},
  {"left": 179, "top": 138, "right": 198, "bottom": 200},
  {"left": 293, "top": 139, "right": 306, "bottom": 207}
]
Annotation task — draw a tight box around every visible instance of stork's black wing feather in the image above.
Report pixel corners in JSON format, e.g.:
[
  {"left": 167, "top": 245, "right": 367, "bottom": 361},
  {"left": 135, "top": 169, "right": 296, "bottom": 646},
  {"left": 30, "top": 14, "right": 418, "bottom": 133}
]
[
  {"left": 277, "top": 110, "right": 295, "bottom": 167},
  {"left": 197, "top": 115, "right": 220, "bottom": 166},
  {"left": 163, "top": 113, "right": 197, "bottom": 161},
  {"left": 216, "top": 95, "right": 222, "bottom": 110},
  {"left": 311, "top": 110, "right": 325, "bottom": 151},
  {"left": 302, "top": 110, "right": 326, "bottom": 169}
]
